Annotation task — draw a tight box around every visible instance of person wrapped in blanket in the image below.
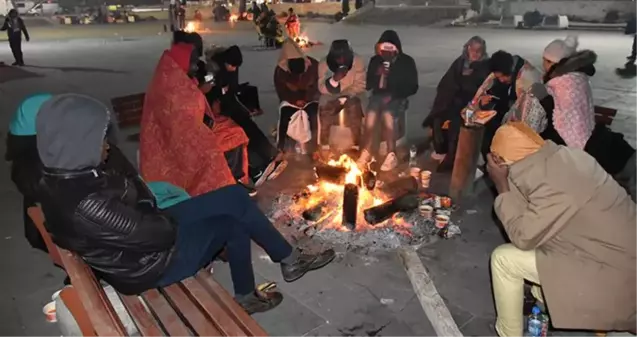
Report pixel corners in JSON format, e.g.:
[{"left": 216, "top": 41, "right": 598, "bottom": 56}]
[
  {"left": 140, "top": 41, "right": 254, "bottom": 196},
  {"left": 273, "top": 39, "right": 319, "bottom": 158},
  {"left": 467, "top": 50, "right": 544, "bottom": 160},
  {"left": 204, "top": 43, "right": 288, "bottom": 187},
  {"left": 284, "top": 8, "right": 300, "bottom": 40},
  {"left": 358, "top": 30, "right": 419, "bottom": 172},
  {"left": 539, "top": 36, "right": 636, "bottom": 201},
  {"left": 36, "top": 93, "right": 336, "bottom": 314},
  {"left": 5, "top": 93, "right": 134, "bottom": 254},
  {"left": 424, "top": 36, "right": 489, "bottom": 172},
  {"left": 317, "top": 39, "right": 367, "bottom": 151}
]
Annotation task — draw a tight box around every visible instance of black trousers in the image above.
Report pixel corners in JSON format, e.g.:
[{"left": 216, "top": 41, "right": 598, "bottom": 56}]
[
  {"left": 9, "top": 35, "right": 23, "bottom": 65},
  {"left": 223, "top": 87, "right": 278, "bottom": 175},
  {"left": 630, "top": 35, "right": 636, "bottom": 62},
  {"left": 278, "top": 102, "right": 319, "bottom": 152}
]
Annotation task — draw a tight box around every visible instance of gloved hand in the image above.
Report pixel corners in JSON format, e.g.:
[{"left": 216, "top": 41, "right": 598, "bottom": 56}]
[{"left": 529, "top": 82, "right": 549, "bottom": 100}]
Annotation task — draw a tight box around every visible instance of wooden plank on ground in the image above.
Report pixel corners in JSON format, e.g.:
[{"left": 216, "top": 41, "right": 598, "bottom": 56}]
[
  {"left": 162, "top": 284, "right": 222, "bottom": 336},
  {"left": 142, "top": 289, "right": 192, "bottom": 336},
  {"left": 398, "top": 246, "right": 463, "bottom": 337},
  {"left": 196, "top": 271, "right": 268, "bottom": 336},
  {"left": 119, "top": 295, "right": 164, "bottom": 336}
]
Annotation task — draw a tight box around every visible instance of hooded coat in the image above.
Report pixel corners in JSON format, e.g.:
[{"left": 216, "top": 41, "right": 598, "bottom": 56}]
[
  {"left": 317, "top": 41, "right": 366, "bottom": 100},
  {"left": 541, "top": 50, "right": 596, "bottom": 150},
  {"left": 494, "top": 140, "right": 636, "bottom": 332},
  {"left": 141, "top": 44, "right": 248, "bottom": 196},
  {"left": 365, "top": 30, "right": 419, "bottom": 100},
  {"left": 36, "top": 94, "right": 177, "bottom": 295},
  {"left": 273, "top": 39, "right": 319, "bottom": 104},
  {"left": 425, "top": 37, "right": 489, "bottom": 128}
]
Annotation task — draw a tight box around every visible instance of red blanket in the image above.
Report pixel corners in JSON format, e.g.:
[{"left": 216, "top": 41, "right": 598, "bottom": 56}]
[{"left": 140, "top": 44, "right": 249, "bottom": 196}]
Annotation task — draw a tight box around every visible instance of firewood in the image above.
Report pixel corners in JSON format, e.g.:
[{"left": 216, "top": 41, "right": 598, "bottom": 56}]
[
  {"left": 342, "top": 183, "right": 359, "bottom": 230},
  {"left": 363, "top": 193, "right": 419, "bottom": 225}
]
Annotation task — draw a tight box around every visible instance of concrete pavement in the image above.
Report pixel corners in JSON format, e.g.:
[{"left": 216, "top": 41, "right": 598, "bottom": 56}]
[{"left": 0, "top": 22, "right": 634, "bottom": 335}]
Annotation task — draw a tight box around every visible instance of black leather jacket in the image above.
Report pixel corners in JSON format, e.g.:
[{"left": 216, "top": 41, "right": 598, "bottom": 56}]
[{"left": 39, "top": 164, "right": 177, "bottom": 295}]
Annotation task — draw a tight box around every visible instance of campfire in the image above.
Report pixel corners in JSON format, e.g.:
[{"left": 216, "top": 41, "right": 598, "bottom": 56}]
[
  {"left": 229, "top": 14, "right": 238, "bottom": 22},
  {"left": 289, "top": 155, "right": 414, "bottom": 236},
  {"left": 184, "top": 21, "right": 197, "bottom": 33}
]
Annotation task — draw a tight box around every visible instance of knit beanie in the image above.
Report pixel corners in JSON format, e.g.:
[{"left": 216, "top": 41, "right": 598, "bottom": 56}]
[
  {"left": 223, "top": 45, "right": 243, "bottom": 67},
  {"left": 543, "top": 35, "right": 579, "bottom": 63}
]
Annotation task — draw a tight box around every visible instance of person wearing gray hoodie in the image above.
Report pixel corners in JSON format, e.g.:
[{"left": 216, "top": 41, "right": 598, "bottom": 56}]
[{"left": 36, "top": 94, "right": 335, "bottom": 314}]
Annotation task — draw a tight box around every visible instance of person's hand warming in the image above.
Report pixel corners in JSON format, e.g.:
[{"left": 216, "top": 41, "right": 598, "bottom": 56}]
[
  {"left": 332, "top": 67, "right": 348, "bottom": 82},
  {"left": 487, "top": 153, "right": 510, "bottom": 194},
  {"left": 338, "top": 96, "right": 347, "bottom": 105}
]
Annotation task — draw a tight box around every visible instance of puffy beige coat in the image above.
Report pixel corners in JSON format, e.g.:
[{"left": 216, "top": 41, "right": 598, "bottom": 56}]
[
  {"left": 317, "top": 54, "right": 367, "bottom": 105},
  {"left": 495, "top": 142, "right": 636, "bottom": 332}
]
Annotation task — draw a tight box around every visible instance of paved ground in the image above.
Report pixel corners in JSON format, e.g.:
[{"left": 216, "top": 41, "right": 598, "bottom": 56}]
[{"left": 0, "top": 21, "right": 634, "bottom": 336}]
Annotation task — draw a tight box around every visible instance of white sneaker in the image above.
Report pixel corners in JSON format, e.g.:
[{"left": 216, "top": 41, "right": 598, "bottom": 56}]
[
  {"left": 430, "top": 151, "right": 446, "bottom": 162},
  {"left": 380, "top": 152, "right": 398, "bottom": 172},
  {"left": 357, "top": 149, "right": 372, "bottom": 168}
]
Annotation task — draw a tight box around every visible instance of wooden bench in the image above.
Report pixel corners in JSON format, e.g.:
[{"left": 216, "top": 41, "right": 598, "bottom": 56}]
[
  {"left": 28, "top": 206, "right": 267, "bottom": 337},
  {"left": 594, "top": 106, "right": 617, "bottom": 126},
  {"left": 111, "top": 93, "right": 145, "bottom": 142}
]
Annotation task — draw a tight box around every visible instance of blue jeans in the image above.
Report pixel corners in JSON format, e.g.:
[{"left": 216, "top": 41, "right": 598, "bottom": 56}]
[{"left": 156, "top": 184, "right": 293, "bottom": 296}]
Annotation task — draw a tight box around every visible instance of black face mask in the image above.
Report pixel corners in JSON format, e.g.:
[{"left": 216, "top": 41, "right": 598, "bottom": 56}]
[
  {"left": 288, "top": 58, "right": 305, "bottom": 75},
  {"left": 379, "top": 50, "right": 397, "bottom": 62}
]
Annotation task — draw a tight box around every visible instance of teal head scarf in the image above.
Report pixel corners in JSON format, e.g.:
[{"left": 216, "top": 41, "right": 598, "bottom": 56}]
[{"left": 9, "top": 94, "right": 53, "bottom": 136}]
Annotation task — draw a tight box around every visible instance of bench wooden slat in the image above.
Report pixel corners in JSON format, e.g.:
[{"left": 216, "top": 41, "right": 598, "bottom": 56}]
[
  {"left": 59, "top": 249, "right": 128, "bottom": 336},
  {"left": 594, "top": 106, "right": 617, "bottom": 126},
  {"left": 119, "top": 295, "right": 164, "bottom": 336},
  {"left": 181, "top": 277, "right": 247, "bottom": 336},
  {"left": 196, "top": 272, "right": 268, "bottom": 336},
  {"left": 60, "top": 287, "right": 98, "bottom": 337},
  {"left": 142, "top": 289, "right": 192, "bottom": 336},
  {"left": 111, "top": 93, "right": 145, "bottom": 129},
  {"left": 162, "top": 284, "right": 223, "bottom": 336}
]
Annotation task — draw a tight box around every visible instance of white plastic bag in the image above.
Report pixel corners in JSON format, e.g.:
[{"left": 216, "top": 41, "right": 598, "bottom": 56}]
[{"left": 287, "top": 109, "right": 311, "bottom": 143}]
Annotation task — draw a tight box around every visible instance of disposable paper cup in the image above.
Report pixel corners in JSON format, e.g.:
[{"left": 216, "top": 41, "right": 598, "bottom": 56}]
[
  {"left": 434, "top": 214, "right": 450, "bottom": 229},
  {"left": 420, "top": 170, "right": 432, "bottom": 188},
  {"left": 419, "top": 204, "right": 433, "bottom": 219},
  {"left": 43, "top": 301, "right": 57, "bottom": 323},
  {"left": 409, "top": 167, "right": 421, "bottom": 179}
]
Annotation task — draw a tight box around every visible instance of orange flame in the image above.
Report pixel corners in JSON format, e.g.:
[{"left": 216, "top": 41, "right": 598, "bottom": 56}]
[
  {"left": 229, "top": 14, "right": 238, "bottom": 22},
  {"left": 292, "top": 155, "right": 413, "bottom": 233},
  {"left": 184, "top": 21, "right": 196, "bottom": 33}
]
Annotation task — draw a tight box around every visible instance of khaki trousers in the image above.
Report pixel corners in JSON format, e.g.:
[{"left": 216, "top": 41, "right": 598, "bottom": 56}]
[{"left": 491, "top": 244, "right": 544, "bottom": 337}]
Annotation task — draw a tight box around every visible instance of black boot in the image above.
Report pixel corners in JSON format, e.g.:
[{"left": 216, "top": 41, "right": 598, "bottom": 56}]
[
  {"left": 280, "top": 249, "right": 336, "bottom": 282},
  {"left": 237, "top": 290, "right": 283, "bottom": 314}
]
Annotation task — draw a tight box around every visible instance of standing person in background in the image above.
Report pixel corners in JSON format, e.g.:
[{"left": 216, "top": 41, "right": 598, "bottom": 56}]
[
  {"left": 617, "top": 15, "right": 636, "bottom": 78},
  {"left": 317, "top": 39, "right": 366, "bottom": 151},
  {"left": 274, "top": 39, "right": 319, "bottom": 158},
  {"left": 423, "top": 36, "right": 489, "bottom": 172},
  {"left": 358, "top": 30, "right": 418, "bottom": 171},
  {"left": 1, "top": 9, "right": 29, "bottom": 66},
  {"left": 285, "top": 8, "right": 300, "bottom": 40}
]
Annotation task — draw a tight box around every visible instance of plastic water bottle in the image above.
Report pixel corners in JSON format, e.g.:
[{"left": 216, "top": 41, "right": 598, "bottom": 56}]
[
  {"left": 527, "top": 306, "right": 548, "bottom": 337},
  {"left": 409, "top": 145, "right": 417, "bottom": 167}
]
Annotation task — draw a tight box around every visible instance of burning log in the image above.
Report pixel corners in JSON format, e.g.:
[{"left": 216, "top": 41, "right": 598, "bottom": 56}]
[
  {"left": 342, "top": 183, "right": 359, "bottom": 230},
  {"left": 302, "top": 202, "right": 327, "bottom": 221},
  {"left": 314, "top": 165, "right": 347, "bottom": 184},
  {"left": 379, "top": 176, "right": 419, "bottom": 199},
  {"left": 293, "top": 190, "right": 311, "bottom": 203},
  {"left": 362, "top": 169, "right": 377, "bottom": 190},
  {"left": 363, "top": 193, "right": 419, "bottom": 225}
]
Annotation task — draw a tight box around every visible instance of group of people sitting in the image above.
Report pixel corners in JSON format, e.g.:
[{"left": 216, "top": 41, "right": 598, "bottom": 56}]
[
  {"left": 427, "top": 35, "right": 636, "bottom": 201},
  {"left": 428, "top": 36, "right": 636, "bottom": 335},
  {"left": 251, "top": 2, "right": 284, "bottom": 48},
  {"left": 4, "top": 27, "right": 636, "bottom": 332}
]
